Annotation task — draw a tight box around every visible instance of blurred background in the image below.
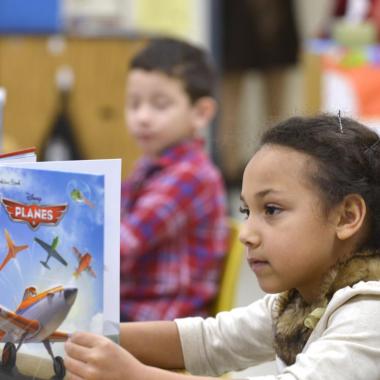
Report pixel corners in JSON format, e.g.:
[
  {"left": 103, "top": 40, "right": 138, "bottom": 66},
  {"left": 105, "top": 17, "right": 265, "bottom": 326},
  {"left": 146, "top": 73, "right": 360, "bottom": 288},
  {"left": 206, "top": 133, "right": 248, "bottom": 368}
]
[{"left": 1, "top": 0, "right": 380, "bottom": 376}]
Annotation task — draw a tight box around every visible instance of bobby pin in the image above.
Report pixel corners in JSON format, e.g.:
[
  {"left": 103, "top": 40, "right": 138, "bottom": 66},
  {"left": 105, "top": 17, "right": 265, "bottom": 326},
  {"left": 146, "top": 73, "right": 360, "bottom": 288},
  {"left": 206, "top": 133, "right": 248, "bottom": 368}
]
[
  {"left": 365, "top": 139, "right": 380, "bottom": 154},
  {"left": 338, "top": 110, "right": 343, "bottom": 134}
]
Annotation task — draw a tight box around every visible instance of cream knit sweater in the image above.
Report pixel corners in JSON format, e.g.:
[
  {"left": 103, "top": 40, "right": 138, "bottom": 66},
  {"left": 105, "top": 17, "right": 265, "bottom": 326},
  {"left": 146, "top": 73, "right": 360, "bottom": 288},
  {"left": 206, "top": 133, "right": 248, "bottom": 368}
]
[{"left": 176, "top": 281, "right": 380, "bottom": 379}]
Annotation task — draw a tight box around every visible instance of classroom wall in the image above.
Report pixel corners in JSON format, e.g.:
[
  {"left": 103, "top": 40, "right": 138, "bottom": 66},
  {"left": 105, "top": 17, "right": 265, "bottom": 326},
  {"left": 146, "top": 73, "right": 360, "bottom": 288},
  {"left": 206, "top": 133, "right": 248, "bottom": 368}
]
[{"left": 0, "top": 36, "right": 145, "bottom": 179}]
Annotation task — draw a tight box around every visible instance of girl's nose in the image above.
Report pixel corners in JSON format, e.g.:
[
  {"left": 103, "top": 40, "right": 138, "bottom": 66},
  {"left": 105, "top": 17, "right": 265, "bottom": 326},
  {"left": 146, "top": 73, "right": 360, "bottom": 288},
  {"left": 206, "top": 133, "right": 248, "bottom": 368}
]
[{"left": 239, "top": 219, "right": 261, "bottom": 249}]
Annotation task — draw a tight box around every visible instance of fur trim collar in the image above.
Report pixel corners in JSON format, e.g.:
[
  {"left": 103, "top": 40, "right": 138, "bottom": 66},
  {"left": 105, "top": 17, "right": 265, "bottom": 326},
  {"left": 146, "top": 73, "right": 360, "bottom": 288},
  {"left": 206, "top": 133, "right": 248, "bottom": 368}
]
[{"left": 272, "top": 253, "right": 380, "bottom": 365}]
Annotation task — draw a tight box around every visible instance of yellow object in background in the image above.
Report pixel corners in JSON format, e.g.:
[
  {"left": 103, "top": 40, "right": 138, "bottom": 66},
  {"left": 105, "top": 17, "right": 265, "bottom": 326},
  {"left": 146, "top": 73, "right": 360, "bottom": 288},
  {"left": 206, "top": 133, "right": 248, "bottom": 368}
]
[
  {"left": 135, "top": 0, "right": 192, "bottom": 39},
  {"left": 332, "top": 20, "right": 377, "bottom": 47},
  {"left": 2, "top": 134, "right": 20, "bottom": 153},
  {"left": 211, "top": 219, "right": 244, "bottom": 316}
]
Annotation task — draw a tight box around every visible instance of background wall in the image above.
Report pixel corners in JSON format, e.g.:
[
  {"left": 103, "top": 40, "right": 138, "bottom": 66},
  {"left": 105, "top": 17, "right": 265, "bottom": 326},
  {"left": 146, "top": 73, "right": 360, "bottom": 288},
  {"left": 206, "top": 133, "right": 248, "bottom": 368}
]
[{"left": 0, "top": 36, "right": 145, "bottom": 178}]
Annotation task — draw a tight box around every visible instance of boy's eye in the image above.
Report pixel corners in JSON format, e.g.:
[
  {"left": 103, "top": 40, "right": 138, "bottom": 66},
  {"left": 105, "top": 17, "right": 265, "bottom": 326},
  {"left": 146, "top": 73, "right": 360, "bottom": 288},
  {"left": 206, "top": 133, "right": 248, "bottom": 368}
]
[
  {"left": 239, "top": 206, "right": 250, "bottom": 218},
  {"left": 152, "top": 97, "right": 171, "bottom": 110},
  {"left": 264, "top": 205, "right": 281, "bottom": 216},
  {"left": 127, "top": 97, "right": 140, "bottom": 110}
]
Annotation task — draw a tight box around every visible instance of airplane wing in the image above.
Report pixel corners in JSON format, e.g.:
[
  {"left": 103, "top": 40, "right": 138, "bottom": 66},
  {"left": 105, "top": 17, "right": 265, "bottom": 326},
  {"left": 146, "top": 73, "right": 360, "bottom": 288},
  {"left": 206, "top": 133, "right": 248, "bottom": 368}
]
[
  {"left": 34, "top": 238, "right": 68, "bottom": 266},
  {"left": 34, "top": 237, "right": 53, "bottom": 253},
  {"left": 72, "top": 246, "right": 82, "bottom": 262},
  {"left": 0, "top": 306, "right": 40, "bottom": 342},
  {"left": 86, "top": 266, "right": 97, "bottom": 278},
  {"left": 0, "top": 255, "right": 12, "bottom": 271},
  {"left": 46, "top": 330, "right": 69, "bottom": 342},
  {"left": 4, "top": 229, "right": 12, "bottom": 246},
  {"left": 50, "top": 249, "right": 68, "bottom": 266},
  {"left": 5, "top": 229, "right": 28, "bottom": 253}
]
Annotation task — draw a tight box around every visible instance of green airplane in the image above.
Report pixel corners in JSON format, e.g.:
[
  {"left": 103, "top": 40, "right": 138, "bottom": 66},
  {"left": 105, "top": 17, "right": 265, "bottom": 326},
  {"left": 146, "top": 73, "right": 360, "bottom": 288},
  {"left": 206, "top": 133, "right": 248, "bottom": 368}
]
[
  {"left": 70, "top": 189, "right": 83, "bottom": 202},
  {"left": 70, "top": 188, "right": 94, "bottom": 208}
]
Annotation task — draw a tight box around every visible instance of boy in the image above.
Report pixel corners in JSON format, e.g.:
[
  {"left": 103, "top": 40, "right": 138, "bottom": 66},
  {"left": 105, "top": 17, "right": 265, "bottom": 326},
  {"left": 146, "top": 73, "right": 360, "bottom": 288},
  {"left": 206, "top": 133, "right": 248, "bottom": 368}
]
[{"left": 120, "top": 37, "right": 229, "bottom": 321}]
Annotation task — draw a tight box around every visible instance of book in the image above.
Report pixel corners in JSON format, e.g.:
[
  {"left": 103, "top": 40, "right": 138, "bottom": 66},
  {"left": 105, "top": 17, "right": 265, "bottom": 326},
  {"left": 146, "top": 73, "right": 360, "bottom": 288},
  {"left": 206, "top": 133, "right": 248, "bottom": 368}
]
[
  {"left": 0, "top": 157, "right": 121, "bottom": 379},
  {"left": 0, "top": 147, "right": 37, "bottom": 163}
]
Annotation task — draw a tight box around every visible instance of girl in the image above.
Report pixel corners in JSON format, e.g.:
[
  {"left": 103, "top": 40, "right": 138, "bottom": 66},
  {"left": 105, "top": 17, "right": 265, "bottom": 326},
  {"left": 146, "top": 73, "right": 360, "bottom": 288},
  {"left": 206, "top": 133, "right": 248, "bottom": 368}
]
[{"left": 64, "top": 114, "right": 380, "bottom": 380}]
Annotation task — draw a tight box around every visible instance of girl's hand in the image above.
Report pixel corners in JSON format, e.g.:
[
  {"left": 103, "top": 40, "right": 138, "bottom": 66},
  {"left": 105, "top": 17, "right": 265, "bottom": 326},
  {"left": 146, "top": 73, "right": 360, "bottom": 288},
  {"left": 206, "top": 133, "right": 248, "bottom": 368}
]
[{"left": 64, "top": 331, "right": 147, "bottom": 380}]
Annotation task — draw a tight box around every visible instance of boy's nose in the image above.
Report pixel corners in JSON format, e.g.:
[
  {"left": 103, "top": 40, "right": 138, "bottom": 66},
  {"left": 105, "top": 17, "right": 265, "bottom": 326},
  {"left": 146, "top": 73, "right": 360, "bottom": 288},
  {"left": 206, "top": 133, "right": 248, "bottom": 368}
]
[
  {"left": 135, "top": 105, "right": 152, "bottom": 123},
  {"left": 239, "top": 219, "right": 261, "bottom": 249}
]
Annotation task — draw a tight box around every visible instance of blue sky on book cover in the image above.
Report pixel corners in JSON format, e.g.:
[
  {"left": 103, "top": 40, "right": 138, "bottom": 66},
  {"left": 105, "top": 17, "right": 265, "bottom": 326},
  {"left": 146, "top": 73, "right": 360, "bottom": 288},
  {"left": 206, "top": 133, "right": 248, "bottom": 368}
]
[{"left": 0, "top": 166, "right": 105, "bottom": 358}]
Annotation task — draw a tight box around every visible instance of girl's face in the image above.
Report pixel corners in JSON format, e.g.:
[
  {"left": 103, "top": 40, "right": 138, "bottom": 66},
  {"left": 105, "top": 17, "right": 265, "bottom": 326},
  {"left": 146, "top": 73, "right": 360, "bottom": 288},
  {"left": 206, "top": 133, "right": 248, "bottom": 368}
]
[{"left": 239, "top": 145, "right": 342, "bottom": 303}]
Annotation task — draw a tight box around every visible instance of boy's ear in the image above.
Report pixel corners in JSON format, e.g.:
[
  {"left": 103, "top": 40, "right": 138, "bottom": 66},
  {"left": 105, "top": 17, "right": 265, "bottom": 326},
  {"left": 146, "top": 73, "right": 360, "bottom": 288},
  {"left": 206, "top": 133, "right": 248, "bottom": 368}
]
[
  {"left": 335, "top": 194, "right": 367, "bottom": 241},
  {"left": 192, "top": 97, "right": 217, "bottom": 132}
]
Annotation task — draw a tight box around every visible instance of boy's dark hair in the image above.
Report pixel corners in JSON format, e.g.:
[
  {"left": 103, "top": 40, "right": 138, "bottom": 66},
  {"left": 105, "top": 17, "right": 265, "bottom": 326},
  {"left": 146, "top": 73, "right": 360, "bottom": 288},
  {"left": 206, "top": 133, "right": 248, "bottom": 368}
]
[
  {"left": 129, "top": 37, "right": 216, "bottom": 103},
  {"left": 260, "top": 114, "right": 380, "bottom": 250}
]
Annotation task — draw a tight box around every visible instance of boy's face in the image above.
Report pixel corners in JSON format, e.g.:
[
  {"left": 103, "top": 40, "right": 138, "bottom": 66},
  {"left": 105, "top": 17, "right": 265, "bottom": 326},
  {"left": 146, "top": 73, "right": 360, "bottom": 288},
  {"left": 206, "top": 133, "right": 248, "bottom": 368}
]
[
  {"left": 239, "top": 145, "right": 343, "bottom": 303},
  {"left": 126, "top": 69, "right": 198, "bottom": 157}
]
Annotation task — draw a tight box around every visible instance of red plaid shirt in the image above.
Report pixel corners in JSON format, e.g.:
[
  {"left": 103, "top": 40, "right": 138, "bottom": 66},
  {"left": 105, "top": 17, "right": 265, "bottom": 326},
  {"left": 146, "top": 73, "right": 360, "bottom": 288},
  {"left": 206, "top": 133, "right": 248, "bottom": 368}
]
[{"left": 120, "top": 139, "right": 229, "bottom": 321}]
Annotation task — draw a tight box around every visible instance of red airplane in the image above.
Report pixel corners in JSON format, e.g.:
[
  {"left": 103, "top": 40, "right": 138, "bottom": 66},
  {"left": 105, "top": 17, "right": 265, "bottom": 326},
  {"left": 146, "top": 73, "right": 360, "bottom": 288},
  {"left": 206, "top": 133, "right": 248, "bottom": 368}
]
[
  {"left": 0, "top": 229, "right": 28, "bottom": 271},
  {"left": 72, "top": 246, "right": 96, "bottom": 278}
]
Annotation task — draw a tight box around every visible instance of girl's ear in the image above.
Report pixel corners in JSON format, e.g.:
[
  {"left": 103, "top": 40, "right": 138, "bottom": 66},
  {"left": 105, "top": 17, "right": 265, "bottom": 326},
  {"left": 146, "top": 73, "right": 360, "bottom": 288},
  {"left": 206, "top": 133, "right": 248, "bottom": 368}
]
[
  {"left": 335, "top": 194, "right": 367, "bottom": 241},
  {"left": 191, "top": 97, "right": 217, "bottom": 134}
]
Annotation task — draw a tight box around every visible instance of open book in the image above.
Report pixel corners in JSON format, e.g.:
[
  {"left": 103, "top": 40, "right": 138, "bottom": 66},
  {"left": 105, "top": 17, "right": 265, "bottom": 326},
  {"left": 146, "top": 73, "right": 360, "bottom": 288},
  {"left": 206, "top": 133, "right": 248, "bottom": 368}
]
[
  {"left": 0, "top": 147, "right": 37, "bottom": 163},
  {"left": 0, "top": 153, "right": 121, "bottom": 379}
]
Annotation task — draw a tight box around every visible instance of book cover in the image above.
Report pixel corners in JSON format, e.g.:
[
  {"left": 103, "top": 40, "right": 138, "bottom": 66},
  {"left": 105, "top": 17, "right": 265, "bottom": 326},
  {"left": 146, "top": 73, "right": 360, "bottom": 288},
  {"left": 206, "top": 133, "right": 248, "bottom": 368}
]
[{"left": 0, "top": 159, "right": 120, "bottom": 380}]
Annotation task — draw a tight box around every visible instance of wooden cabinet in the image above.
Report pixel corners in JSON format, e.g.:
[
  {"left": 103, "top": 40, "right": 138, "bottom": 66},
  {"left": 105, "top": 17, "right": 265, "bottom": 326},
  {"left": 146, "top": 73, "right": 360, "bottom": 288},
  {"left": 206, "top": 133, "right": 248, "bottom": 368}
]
[{"left": 0, "top": 36, "right": 146, "bottom": 178}]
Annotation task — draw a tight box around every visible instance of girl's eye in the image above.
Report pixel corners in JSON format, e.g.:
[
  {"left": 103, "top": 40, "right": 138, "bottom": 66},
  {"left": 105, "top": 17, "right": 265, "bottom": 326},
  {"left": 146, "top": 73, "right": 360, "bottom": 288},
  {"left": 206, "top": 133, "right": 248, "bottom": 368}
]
[
  {"left": 264, "top": 205, "right": 281, "bottom": 216},
  {"left": 239, "top": 206, "right": 250, "bottom": 218}
]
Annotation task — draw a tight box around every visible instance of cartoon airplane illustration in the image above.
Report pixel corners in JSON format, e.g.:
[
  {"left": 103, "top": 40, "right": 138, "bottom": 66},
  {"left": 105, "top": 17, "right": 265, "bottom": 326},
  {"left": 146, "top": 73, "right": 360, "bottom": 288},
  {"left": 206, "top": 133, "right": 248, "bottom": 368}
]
[
  {"left": 34, "top": 236, "right": 68, "bottom": 269},
  {"left": 0, "top": 229, "right": 28, "bottom": 271},
  {"left": 70, "top": 188, "right": 95, "bottom": 208},
  {"left": 0, "top": 285, "right": 78, "bottom": 378},
  {"left": 72, "top": 246, "right": 96, "bottom": 278}
]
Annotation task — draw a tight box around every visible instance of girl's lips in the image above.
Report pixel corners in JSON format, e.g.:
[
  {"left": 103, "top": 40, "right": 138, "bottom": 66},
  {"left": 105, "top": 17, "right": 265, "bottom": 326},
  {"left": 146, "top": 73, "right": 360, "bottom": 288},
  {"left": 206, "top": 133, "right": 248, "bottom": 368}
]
[{"left": 247, "top": 258, "right": 269, "bottom": 273}]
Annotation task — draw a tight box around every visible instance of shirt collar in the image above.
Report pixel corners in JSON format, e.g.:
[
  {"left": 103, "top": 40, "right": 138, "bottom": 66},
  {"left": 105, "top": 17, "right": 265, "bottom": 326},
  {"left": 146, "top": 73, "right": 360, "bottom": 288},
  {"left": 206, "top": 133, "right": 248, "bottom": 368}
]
[{"left": 142, "top": 138, "right": 205, "bottom": 169}]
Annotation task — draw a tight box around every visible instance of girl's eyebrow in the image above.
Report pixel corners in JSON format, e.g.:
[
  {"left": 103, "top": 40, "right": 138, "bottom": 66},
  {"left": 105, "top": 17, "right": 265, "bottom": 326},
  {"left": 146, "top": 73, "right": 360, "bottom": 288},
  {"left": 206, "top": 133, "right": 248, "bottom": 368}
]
[
  {"left": 240, "top": 189, "right": 282, "bottom": 202},
  {"left": 255, "top": 189, "right": 276, "bottom": 198}
]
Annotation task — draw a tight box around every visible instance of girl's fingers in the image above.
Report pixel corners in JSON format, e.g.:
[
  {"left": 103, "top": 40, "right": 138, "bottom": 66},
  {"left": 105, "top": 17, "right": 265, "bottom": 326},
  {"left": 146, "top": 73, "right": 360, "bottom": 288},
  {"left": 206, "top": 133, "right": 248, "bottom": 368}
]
[
  {"left": 68, "top": 331, "right": 100, "bottom": 348},
  {"left": 66, "top": 371, "right": 85, "bottom": 380},
  {"left": 64, "top": 354, "right": 89, "bottom": 379},
  {"left": 65, "top": 339, "right": 91, "bottom": 362}
]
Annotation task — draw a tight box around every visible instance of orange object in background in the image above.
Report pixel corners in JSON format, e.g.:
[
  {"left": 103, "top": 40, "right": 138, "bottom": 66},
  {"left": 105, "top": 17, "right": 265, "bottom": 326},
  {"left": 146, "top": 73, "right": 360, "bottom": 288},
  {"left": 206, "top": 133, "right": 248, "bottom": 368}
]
[
  {"left": 326, "top": 61, "right": 380, "bottom": 117},
  {"left": 322, "top": 49, "right": 380, "bottom": 119}
]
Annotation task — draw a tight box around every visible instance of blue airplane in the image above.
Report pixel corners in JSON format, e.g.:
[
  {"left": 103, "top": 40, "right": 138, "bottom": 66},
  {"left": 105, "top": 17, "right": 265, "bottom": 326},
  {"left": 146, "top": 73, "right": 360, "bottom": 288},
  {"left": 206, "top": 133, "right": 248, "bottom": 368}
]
[{"left": 34, "top": 236, "right": 68, "bottom": 269}]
